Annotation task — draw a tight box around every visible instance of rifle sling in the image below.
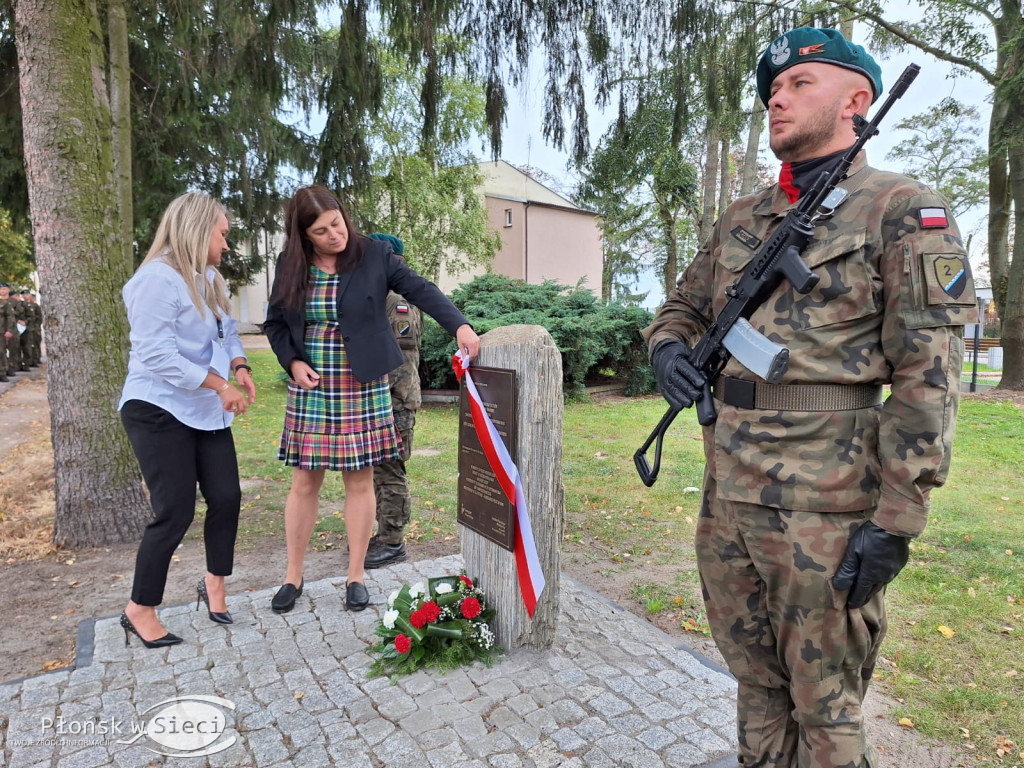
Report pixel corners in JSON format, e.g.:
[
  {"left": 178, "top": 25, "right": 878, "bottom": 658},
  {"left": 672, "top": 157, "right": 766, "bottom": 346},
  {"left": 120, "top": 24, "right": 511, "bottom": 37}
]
[{"left": 714, "top": 376, "right": 882, "bottom": 411}]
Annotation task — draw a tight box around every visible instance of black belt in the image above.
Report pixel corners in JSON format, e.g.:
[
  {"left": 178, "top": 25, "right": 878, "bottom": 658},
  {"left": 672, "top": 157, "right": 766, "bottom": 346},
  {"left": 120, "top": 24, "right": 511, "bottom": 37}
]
[{"left": 714, "top": 376, "right": 883, "bottom": 411}]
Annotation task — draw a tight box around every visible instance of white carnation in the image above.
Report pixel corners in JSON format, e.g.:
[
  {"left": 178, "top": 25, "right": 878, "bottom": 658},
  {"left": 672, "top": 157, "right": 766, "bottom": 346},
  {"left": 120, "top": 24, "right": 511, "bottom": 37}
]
[
  {"left": 388, "top": 589, "right": 400, "bottom": 607},
  {"left": 435, "top": 583, "right": 454, "bottom": 594},
  {"left": 410, "top": 581, "right": 425, "bottom": 598},
  {"left": 382, "top": 609, "right": 400, "bottom": 629}
]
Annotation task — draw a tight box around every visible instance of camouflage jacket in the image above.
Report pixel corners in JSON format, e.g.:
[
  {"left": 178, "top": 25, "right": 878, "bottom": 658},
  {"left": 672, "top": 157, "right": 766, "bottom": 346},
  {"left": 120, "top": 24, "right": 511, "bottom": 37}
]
[
  {"left": 11, "top": 299, "right": 27, "bottom": 322},
  {"left": 644, "top": 153, "right": 978, "bottom": 537},
  {"left": 25, "top": 302, "right": 42, "bottom": 331},
  {"left": 386, "top": 291, "right": 423, "bottom": 412},
  {"left": 0, "top": 299, "right": 15, "bottom": 334}
]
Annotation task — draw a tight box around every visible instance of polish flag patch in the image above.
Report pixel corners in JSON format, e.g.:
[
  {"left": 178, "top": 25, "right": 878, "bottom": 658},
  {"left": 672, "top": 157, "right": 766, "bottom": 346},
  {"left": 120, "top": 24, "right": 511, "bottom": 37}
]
[
  {"left": 799, "top": 43, "right": 826, "bottom": 56},
  {"left": 396, "top": 304, "right": 409, "bottom": 314},
  {"left": 919, "top": 207, "right": 949, "bottom": 228}
]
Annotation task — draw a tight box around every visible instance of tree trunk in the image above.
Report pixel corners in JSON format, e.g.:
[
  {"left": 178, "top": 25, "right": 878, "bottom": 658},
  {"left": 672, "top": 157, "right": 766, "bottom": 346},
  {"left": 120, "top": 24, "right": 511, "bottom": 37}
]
[
  {"left": 741, "top": 104, "right": 765, "bottom": 196},
  {"left": 718, "top": 135, "right": 732, "bottom": 215},
  {"left": 700, "top": 123, "right": 720, "bottom": 243},
  {"left": 660, "top": 203, "right": 679, "bottom": 299},
  {"left": 15, "top": 0, "right": 150, "bottom": 546},
  {"left": 107, "top": 0, "right": 132, "bottom": 261},
  {"left": 987, "top": 93, "right": 1011, "bottom": 321},
  {"left": 995, "top": 31, "right": 1024, "bottom": 390},
  {"left": 1000, "top": 136, "right": 1024, "bottom": 389}
]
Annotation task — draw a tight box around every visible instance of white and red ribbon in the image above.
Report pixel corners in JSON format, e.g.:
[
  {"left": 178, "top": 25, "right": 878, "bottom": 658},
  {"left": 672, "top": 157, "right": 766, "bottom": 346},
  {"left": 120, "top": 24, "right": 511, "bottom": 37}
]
[{"left": 453, "top": 351, "right": 545, "bottom": 617}]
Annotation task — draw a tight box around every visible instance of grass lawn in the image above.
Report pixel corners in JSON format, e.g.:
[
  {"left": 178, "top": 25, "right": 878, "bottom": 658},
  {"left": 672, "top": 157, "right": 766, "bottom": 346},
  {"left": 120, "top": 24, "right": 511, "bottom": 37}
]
[{"left": 235, "top": 348, "right": 1023, "bottom": 756}]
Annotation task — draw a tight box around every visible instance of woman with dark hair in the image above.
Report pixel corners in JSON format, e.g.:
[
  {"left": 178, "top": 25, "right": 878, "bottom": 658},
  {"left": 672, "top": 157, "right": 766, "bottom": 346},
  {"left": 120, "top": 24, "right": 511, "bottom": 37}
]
[{"left": 264, "top": 185, "right": 479, "bottom": 613}]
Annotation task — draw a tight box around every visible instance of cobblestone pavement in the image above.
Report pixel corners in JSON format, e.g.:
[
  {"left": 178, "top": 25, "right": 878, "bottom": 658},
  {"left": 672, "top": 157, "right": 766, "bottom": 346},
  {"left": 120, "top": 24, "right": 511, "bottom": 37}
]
[{"left": 0, "top": 556, "right": 738, "bottom": 768}]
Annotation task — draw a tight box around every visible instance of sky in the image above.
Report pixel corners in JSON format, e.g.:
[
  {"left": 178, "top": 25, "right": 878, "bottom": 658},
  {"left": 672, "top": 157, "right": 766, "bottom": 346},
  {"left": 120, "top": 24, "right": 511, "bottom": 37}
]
[{"left": 495, "top": 25, "right": 995, "bottom": 309}]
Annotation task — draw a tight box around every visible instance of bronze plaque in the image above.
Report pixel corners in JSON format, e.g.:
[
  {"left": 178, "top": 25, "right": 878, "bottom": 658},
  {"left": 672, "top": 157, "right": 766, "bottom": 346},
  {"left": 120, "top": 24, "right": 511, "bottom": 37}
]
[{"left": 458, "top": 366, "right": 517, "bottom": 551}]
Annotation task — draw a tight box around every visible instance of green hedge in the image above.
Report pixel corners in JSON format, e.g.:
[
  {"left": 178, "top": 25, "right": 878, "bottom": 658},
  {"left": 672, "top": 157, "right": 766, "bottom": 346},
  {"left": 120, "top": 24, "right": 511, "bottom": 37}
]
[{"left": 420, "top": 274, "right": 656, "bottom": 397}]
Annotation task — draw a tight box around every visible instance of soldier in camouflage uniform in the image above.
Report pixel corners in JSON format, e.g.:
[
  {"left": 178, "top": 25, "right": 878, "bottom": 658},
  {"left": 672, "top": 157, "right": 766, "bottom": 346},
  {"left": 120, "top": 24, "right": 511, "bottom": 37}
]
[
  {"left": 21, "top": 290, "right": 42, "bottom": 366},
  {"left": 0, "top": 283, "right": 17, "bottom": 380},
  {"left": 366, "top": 233, "right": 422, "bottom": 569},
  {"left": 643, "top": 28, "right": 977, "bottom": 768},
  {"left": 6, "top": 286, "right": 26, "bottom": 372}
]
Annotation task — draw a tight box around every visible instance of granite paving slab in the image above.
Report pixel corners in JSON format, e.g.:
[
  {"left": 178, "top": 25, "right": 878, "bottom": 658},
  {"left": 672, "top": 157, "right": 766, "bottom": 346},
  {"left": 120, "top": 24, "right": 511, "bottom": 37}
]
[{"left": 0, "top": 556, "right": 738, "bottom": 768}]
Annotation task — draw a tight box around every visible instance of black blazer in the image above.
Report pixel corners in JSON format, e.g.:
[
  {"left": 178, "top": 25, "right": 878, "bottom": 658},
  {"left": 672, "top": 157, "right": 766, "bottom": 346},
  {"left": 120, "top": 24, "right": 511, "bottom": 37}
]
[{"left": 264, "top": 238, "right": 469, "bottom": 383}]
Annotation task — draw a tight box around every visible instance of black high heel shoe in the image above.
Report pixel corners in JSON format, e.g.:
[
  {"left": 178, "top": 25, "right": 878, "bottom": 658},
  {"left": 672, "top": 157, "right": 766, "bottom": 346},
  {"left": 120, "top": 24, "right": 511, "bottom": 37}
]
[
  {"left": 119, "top": 611, "right": 183, "bottom": 649},
  {"left": 196, "top": 577, "right": 233, "bottom": 624}
]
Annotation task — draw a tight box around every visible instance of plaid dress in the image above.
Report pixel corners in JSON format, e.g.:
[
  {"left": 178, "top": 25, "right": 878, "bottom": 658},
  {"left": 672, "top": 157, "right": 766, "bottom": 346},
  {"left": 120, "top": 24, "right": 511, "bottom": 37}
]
[{"left": 277, "top": 266, "right": 402, "bottom": 471}]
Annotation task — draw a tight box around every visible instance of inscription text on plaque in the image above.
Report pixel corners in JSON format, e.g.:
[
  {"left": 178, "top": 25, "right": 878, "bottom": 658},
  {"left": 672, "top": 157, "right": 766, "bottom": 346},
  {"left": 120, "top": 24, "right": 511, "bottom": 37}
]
[{"left": 457, "top": 366, "right": 517, "bottom": 551}]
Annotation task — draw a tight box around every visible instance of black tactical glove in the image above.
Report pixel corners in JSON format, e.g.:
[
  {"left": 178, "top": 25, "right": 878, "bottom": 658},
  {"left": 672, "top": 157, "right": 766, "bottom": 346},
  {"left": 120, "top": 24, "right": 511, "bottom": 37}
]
[
  {"left": 833, "top": 521, "right": 910, "bottom": 609},
  {"left": 651, "top": 339, "right": 706, "bottom": 411}
]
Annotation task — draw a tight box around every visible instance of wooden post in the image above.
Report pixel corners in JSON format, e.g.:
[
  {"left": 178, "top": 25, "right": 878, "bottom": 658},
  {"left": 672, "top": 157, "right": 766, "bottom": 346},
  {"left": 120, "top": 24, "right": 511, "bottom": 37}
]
[{"left": 461, "top": 325, "right": 564, "bottom": 650}]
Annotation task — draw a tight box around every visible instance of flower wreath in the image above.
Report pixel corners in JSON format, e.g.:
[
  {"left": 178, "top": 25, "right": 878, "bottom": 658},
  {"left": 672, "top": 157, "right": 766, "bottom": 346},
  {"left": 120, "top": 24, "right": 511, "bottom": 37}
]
[{"left": 368, "top": 574, "right": 502, "bottom": 678}]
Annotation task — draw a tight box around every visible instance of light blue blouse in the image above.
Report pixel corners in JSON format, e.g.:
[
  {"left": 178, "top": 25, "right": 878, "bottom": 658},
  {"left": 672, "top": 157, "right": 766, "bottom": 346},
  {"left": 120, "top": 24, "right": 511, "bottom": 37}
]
[{"left": 118, "top": 260, "right": 246, "bottom": 430}]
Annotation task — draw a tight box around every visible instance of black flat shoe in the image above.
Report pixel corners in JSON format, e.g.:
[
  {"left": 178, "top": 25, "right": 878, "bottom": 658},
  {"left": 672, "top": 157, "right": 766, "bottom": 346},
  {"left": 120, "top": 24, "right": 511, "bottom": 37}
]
[
  {"left": 345, "top": 581, "right": 370, "bottom": 611},
  {"left": 120, "top": 611, "right": 183, "bottom": 649},
  {"left": 272, "top": 579, "right": 303, "bottom": 614},
  {"left": 196, "top": 577, "right": 233, "bottom": 624}
]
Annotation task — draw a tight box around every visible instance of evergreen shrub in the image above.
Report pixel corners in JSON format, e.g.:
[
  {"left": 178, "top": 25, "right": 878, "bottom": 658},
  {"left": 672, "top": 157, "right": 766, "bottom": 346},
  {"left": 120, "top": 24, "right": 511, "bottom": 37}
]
[{"left": 420, "top": 274, "right": 656, "bottom": 397}]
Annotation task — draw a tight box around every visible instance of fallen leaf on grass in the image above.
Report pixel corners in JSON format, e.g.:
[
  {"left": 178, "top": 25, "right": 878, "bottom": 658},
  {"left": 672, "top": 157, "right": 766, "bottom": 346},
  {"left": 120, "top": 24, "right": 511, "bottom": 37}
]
[
  {"left": 898, "top": 717, "right": 915, "bottom": 728},
  {"left": 937, "top": 625, "right": 955, "bottom": 638},
  {"left": 1004, "top": 669, "right": 1018, "bottom": 678}
]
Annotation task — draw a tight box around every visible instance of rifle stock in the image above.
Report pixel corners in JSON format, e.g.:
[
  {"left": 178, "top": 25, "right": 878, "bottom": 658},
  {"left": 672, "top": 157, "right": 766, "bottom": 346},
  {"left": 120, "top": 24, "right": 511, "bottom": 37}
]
[{"left": 634, "top": 64, "right": 920, "bottom": 486}]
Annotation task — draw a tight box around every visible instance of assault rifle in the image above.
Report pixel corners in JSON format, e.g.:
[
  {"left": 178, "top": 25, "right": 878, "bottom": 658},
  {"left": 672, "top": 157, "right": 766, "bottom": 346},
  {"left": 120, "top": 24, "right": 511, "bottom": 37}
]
[{"left": 634, "top": 63, "right": 920, "bottom": 487}]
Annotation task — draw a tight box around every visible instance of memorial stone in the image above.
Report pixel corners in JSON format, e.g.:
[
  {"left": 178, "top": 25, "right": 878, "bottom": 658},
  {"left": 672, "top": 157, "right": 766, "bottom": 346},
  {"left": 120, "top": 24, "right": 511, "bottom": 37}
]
[{"left": 459, "top": 325, "right": 564, "bottom": 650}]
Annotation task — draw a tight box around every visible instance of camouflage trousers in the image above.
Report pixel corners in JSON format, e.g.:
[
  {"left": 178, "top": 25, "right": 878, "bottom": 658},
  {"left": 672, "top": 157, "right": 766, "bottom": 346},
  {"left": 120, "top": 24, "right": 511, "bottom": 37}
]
[
  {"left": 21, "top": 330, "right": 40, "bottom": 365},
  {"left": 695, "top": 471, "right": 886, "bottom": 768},
  {"left": 4, "top": 333, "right": 22, "bottom": 373},
  {"left": 373, "top": 409, "right": 416, "bottom": 545}
]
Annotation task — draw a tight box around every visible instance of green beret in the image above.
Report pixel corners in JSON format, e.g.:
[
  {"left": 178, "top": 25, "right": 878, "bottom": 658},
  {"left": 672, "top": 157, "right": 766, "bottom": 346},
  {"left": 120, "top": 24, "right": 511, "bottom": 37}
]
[
  {"left": 368, "top": 232, "right": 404, "bottom": 256},
  {"left": 756, "top": 27, "right": 883, "bottom": 107}
]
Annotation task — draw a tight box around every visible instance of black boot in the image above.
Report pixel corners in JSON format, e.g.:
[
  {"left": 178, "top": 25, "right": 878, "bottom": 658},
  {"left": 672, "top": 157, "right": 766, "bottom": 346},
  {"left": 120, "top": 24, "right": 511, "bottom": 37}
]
[{"left": 364, "top": 539, "right": 407, "bottom": 569}]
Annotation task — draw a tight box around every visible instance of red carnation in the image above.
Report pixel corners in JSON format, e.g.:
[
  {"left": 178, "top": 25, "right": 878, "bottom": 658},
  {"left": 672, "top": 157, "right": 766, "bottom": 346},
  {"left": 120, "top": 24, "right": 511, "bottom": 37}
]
[
  {"left": 421, "top": 601, "right": 440, "bottom": 622},
  {"left": 459, "top": 576, "right": 474, "bottom": 589},
  {"left": 409, "top": 609, "right": 427, "bottom": 628},
  {"left": 461, "top": 597, "right": 482, "bottom": 619},
  {"left": 394, "top": 634, "right": 411, "bottom": 654}
]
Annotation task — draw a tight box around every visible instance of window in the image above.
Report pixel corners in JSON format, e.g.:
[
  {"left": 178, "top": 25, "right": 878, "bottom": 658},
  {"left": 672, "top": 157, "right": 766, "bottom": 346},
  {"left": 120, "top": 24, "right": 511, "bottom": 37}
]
[{"left": 504, "top": 209, "right": 513, "bottom": 227}]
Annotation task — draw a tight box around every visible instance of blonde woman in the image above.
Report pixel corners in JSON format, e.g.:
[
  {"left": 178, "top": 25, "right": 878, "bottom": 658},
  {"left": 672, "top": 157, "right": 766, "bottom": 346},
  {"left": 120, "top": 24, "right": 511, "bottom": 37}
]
[{"left": 117, "top": 192, "right": 256, "bottom": 648}]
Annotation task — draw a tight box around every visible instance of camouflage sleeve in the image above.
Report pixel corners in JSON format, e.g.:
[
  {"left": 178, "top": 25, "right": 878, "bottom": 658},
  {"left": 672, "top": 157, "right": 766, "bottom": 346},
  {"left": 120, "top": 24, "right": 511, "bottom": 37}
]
[
  {"left": 873, "top": 192, "right": 978, "bottom": 537},
  {"left": 641, "top": 236, "right": 717, "bottom": 357}
]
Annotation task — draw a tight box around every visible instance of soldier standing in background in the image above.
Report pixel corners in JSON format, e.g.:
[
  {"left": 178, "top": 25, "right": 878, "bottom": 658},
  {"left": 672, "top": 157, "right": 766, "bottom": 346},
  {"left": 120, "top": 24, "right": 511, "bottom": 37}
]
[
  {"left": 22, "top": 290, "right": 42, "bottom": 366},
  {"left": 643, "top": 28, "right": 977, "bottom": 767},
  {"left": 0, "top": 283, "right": 17, "bottom": 381},
  {"left": 365, "top": 233, "right": 421, "bottom": 569},
  {"left": 7, "top": 286, "right": 26, "bottom": 372}
]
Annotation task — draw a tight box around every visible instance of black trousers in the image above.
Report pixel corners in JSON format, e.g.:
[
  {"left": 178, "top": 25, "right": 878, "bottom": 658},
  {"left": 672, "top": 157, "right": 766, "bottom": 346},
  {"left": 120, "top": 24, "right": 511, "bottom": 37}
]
[{"left": 121, "top": 399, "right": 241, "bottom": 606}]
